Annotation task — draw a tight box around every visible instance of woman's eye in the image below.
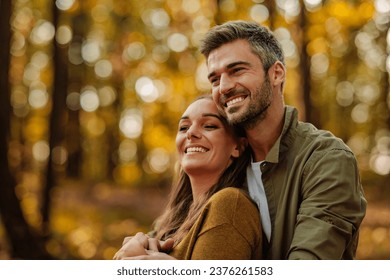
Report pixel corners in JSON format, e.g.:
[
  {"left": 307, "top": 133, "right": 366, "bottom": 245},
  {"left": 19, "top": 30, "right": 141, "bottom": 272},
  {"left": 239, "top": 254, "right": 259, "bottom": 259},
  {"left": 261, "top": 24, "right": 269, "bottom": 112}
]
[
  {"left": 204, "top": 124, "right": 218, "bottom": 130},
  {"left": 179, "top": 126, "right": 189, "bottom": 132}
]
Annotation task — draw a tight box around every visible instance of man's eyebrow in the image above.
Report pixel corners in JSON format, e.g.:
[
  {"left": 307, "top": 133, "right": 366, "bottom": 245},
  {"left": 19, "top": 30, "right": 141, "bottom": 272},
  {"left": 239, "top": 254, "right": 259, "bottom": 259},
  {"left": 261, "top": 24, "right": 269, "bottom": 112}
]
[{"left": 207, "top": 61, "right": 251, "bottom": 80}]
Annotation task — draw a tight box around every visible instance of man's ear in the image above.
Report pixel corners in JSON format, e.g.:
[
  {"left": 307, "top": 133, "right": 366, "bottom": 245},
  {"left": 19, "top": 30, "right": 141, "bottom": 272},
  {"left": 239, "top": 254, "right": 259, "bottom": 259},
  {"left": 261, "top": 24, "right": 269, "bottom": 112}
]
[
  {"left": 269, "top": 61, "right": 286, "bottom": 88},
  {"left": 231, "top": 137, "right": 248, "bottom": 158}
]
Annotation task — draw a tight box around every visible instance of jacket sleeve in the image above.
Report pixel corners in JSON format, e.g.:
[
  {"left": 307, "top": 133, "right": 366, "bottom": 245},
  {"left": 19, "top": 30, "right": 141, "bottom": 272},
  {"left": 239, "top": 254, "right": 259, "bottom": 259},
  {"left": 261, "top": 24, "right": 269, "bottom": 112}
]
[{"left": 288, "top": 148, "right": 367, "bottom": 259}]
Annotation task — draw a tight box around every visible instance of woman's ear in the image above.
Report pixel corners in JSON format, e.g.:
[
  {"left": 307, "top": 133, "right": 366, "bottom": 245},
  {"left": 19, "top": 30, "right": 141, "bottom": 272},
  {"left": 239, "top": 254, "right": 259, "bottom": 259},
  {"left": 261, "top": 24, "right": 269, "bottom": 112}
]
[{"left": 231, "top": 137, "right": 248, "bottom": 158}]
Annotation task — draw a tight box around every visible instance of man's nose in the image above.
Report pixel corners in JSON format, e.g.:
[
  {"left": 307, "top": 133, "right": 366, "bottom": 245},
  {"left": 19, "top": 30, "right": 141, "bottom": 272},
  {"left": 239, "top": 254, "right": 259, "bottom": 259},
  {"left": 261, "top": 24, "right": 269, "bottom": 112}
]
[{"left": 219, "top": 74, "right": 236, "bottom": 95}]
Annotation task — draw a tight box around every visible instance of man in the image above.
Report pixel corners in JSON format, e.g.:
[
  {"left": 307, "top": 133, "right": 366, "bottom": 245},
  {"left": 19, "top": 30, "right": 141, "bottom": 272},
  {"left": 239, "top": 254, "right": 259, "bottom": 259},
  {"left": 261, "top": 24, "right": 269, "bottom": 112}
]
[{"left": 115, "top": 20, "right": 366, "bottom": 260}]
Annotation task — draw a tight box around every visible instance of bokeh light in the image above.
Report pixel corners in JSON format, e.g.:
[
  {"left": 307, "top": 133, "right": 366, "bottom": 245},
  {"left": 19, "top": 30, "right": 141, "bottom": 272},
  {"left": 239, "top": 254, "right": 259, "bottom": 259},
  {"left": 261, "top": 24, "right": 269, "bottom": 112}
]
[
  {"left": 98, "top": 86, "right": 117, "bottom": 107},
  {"left": 30, "top": 20, "right": 55, "bottom": 46},
  {"left": 150, "top": 8, "right": 170, "bottom": 29},
  {"left": 28, "top": 88, "right": 49, "bottom": 109},
  {"left": 310, "top": 53, "right": 329, "bottom": 78},
  {"left": 94, "top": 60, "right": 113, "bottom": 79},
  {"left": 135, "top": 76, "right": 159, "bottom": 103},
  {"left": 118, "top": 140, "right": 138, "bottom": 163},
  {"left": 147, "top": 148, "right": 170, "bottom": 173},
  {"left": 123, "top": 42, "right": 146, "bottom": 62},
  {"left": 32, "top": 141, "right": 50, "bottom": 162},
  {"left": 80, "top": 88, "right": 100, "bottom": 112},
  {"left": 336, "top": 81, "right": 354, "bottom": 107},
  {"left": 55, "top": 0, "right": 75, "bottom": 11},
  {"left": 119, "top": 109, "right": 143, "bottom": 139},
  {"left": 81, "top": 39, "right": 101, "bottom": 64},
  {"left": 351, "top": 103, "right": 370, "bottom": 124},
  {"left": 167, "top": 33, "right": 189, "bottom": 52},
  {"left": 66, "top": 92, "right": 80, "bottom": 111},
  {"left": 375, "top": 0, "right": 390, "bottom": 14},
  {"left": 56, "top": 25, "right": 73, "bottom": 45},
  {"left": 250, "top": 4, "right": 269, "bottom": 23}
]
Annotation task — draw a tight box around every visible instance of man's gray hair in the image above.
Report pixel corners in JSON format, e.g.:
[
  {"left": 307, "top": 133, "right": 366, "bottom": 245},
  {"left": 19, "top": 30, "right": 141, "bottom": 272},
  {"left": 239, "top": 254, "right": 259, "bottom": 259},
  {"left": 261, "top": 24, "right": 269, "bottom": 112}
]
[{"left": 200, "top": 20, "right": 285, "bottom": 71}]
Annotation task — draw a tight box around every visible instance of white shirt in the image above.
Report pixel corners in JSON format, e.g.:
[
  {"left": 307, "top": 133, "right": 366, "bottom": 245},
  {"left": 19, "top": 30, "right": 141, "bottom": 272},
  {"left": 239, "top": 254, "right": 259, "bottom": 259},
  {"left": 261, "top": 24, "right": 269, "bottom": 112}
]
[{"left": 246, "top": 160, "right": 272, "bottom": 242}]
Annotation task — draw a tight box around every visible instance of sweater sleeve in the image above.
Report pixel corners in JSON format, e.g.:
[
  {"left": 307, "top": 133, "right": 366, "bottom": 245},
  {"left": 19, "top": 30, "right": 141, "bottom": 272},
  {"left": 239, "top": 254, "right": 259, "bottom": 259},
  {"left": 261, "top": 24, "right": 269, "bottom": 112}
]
[{"left": 188, "top": 188, "right": 262, "bottom": 260}]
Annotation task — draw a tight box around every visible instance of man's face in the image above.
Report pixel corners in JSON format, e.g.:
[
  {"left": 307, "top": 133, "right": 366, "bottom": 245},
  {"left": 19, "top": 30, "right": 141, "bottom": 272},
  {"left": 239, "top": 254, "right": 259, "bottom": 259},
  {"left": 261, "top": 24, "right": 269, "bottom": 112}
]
[{"left": 207, "top": 39, "right": 273, "bottom": 127}]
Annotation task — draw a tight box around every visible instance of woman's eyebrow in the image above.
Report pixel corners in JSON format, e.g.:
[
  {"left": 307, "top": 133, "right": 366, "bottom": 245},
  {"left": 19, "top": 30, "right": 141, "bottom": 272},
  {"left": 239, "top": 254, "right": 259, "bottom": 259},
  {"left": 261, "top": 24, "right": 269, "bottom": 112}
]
[
  {"left": 179, "top": 113, "right": 223, "bottom": 121},
  {"left": 202, "top": 113, "right": 224, "bottom": 121}
]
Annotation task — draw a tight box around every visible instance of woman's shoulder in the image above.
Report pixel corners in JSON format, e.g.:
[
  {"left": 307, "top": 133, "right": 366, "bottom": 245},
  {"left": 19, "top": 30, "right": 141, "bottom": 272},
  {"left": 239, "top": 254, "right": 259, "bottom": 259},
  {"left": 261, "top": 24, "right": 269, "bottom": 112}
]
[
  {"left": 209, "top": 187, "right": 253, "bottom": 204},
  {"left": 206, "top": 187, "right": 259, "bottom": 219}
]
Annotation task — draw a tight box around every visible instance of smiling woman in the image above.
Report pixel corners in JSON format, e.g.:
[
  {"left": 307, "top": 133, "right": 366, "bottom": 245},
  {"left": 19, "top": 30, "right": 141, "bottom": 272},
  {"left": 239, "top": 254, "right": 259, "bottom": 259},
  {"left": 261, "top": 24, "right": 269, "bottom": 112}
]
[
  {"left": 113, "top": 95, "right": 263, "bottom": 260},
  {"left": 175, "top": 97, "right": 242, "bottom": 197}
]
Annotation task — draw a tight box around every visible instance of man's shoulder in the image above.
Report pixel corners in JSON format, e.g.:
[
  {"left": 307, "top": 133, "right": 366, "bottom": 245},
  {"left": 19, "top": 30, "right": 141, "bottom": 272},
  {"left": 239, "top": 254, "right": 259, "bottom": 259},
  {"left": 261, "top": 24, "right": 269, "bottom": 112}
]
[
  {"left": 284, "top": 108, "right": 352, "bottom": 154},
  {"left": 298, "top": 121, "right": 351, "bottom": 152}
]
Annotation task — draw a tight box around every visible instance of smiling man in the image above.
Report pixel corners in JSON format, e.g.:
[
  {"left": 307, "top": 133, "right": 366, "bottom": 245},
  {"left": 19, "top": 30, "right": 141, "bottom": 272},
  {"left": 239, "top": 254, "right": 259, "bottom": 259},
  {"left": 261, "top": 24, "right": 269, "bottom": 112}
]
[
  {"left": 200, "top": 20, "right": 367, "bottom": 259},
  {"left": 114, "top": 20, "right": 367, "bottom": 261}
]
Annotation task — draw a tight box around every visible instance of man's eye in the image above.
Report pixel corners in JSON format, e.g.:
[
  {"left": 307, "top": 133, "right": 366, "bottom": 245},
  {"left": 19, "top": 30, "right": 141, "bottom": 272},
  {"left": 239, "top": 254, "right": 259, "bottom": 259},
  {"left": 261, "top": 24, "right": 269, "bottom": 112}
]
[
  {"left": 210, "top": 77, "right": 220, "bottom": 85},
  {"left": 232, "top": 67, "right": 244, "bottom": 73}
]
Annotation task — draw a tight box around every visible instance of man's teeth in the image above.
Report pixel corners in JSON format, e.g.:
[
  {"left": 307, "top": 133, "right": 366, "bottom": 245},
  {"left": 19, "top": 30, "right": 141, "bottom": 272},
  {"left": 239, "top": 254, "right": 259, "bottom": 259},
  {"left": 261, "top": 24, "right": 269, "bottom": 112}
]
[
  {"left": 226, "top": 96, "right": 244, "bottom": 107},
  {"left": 186, "top": 147, "right": 207, "bottom": 153}
]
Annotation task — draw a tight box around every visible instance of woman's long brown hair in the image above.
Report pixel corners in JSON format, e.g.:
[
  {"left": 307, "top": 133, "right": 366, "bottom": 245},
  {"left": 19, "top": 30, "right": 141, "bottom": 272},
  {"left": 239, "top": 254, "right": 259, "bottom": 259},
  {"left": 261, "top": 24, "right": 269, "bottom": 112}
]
[{"left": 152, "top": 95, "right": 251, "bottom": 245}]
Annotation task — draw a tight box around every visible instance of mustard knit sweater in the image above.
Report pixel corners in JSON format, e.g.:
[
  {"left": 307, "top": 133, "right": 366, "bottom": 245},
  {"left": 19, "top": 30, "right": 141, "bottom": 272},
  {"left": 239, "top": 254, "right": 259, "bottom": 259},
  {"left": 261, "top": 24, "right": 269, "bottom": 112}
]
[{"left": 169, "top": 187, "right": 262, "bottom": 260}]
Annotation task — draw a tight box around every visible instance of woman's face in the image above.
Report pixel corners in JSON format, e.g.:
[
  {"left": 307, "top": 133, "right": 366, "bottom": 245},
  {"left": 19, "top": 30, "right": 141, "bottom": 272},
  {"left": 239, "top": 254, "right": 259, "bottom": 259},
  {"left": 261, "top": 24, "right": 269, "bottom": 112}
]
[{"left": 176, "top": 98, "right": 241, "bottom": 179}]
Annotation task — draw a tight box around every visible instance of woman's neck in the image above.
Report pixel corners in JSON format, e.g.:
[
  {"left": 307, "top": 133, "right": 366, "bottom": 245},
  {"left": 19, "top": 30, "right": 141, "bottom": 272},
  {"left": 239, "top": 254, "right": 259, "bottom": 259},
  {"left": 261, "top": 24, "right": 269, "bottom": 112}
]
[{"left": 189, "top": 174, "right": 219, "bottom": 200}]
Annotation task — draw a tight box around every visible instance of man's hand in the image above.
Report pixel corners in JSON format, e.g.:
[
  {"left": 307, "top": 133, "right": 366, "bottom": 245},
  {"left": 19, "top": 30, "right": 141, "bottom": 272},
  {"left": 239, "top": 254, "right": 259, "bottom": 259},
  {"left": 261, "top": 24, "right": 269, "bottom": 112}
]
[{"left": 113, "top": 232, "right": 175, "bottom": 260}]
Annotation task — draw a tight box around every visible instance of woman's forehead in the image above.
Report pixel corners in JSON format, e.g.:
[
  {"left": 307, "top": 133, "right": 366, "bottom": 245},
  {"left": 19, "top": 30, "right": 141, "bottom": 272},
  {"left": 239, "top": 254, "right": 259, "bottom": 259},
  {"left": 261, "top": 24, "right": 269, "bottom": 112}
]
[{"left": 182, "top": 98, "right": 219, "bottom": 117}]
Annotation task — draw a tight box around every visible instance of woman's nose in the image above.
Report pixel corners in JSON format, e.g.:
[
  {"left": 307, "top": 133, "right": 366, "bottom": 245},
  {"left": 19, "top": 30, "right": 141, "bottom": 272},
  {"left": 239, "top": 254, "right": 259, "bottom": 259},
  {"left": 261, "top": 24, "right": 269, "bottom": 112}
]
[{"left": 186, "top": 126, "right": 201, "bottom": 139}]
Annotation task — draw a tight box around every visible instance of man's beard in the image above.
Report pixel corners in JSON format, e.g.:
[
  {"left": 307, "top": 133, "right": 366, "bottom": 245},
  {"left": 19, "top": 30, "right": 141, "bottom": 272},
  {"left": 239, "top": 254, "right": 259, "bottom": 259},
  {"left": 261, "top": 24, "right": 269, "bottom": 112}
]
[{"left": 225, "top": 76, "right": 273, "bottom": 130}]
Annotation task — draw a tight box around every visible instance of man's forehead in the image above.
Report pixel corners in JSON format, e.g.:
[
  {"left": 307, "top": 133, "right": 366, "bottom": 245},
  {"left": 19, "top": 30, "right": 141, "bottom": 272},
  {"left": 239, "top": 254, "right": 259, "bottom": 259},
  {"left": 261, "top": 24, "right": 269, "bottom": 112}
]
[
  {"left": 208, "top": 40, "right": 248, "bottom": 59},
  {"left": 207, "top": 46, "right": 257, "bottom": 75}
]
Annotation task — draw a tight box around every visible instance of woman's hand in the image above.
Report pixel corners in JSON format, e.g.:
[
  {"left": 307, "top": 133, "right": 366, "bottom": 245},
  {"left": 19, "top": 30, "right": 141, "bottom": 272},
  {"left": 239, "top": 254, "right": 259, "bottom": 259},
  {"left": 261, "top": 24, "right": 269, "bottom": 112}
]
[{"left": 113, "top": 232, "right": 175, "bottom": 260}]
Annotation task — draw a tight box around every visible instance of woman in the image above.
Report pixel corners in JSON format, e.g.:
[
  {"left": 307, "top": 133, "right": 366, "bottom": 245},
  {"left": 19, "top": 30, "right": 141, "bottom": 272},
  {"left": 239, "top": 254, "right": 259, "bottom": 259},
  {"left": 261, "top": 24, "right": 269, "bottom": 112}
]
[{"left": 114, "top": 95, "right": 262, "bottom": 259}]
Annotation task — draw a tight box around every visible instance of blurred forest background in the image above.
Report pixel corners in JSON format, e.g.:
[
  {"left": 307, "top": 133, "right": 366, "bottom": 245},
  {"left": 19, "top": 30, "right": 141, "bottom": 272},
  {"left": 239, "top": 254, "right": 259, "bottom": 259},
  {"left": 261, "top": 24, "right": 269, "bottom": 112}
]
[{"left": 0, "top": 0, "right": 389, "bottom": 260}]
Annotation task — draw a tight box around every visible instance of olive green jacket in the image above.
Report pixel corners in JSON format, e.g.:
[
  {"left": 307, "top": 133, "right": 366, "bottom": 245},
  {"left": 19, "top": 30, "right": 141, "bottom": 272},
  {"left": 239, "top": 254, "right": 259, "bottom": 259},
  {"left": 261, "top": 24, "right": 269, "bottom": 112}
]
[
  {"left": 170, "top": 187, "right": 262, "bottom": 260},
  {"left": 260, "top": 106, "right": 367, "bottom": 259}
]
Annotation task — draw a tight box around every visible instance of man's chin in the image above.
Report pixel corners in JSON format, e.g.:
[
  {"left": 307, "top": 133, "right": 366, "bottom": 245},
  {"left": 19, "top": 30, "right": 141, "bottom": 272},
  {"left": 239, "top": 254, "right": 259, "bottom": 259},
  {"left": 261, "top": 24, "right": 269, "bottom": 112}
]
[{"left": 226, "top": 113, "right": 243, "bottom": 126}]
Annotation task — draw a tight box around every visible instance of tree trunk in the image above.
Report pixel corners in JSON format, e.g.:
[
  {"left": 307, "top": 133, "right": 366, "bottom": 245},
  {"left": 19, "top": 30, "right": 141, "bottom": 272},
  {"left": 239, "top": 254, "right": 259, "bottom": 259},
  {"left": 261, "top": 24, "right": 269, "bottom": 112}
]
[
  {"left": 0, "top": 0, "right": 52, "bottom": 259},
  {"left": 41, "top": 0, "right": 69, "bottom": 235},
  {"left": 299, "top": 4, "right": 314, "bottom": 125}
]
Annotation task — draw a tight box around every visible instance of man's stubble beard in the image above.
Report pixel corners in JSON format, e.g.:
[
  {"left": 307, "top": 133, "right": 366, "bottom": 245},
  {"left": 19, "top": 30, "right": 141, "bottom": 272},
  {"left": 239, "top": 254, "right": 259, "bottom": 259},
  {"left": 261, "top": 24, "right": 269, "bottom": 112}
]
[{"left": 225, "top": 76, "right": 273, "bottom": 130}]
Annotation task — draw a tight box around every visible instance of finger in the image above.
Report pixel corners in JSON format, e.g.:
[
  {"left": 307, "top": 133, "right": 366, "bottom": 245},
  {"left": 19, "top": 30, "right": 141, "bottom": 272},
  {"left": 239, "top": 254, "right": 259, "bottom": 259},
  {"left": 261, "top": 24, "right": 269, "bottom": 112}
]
[
  {"left": 122, "top": 252, "right": 176, "bottom": 260},
  {"left": 133, "top": 232, "right": 149, "bottom": 249},
  {"left": 160, "top": 238, "right": 175, "bottom": 252},
  {"left": 122, "top": 236, "right": 133, "bottom": 245},
  {"left": 148, "top": 238, "right": 160, "bottom": 252},
  {"left": 113, "top": 250, "right": 125, "bottom": 260}
]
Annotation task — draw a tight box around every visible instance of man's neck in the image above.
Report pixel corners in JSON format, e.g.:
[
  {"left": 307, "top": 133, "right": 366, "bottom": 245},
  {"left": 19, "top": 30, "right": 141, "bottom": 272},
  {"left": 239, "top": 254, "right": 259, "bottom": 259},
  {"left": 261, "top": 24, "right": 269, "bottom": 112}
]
[{"left": 245, "top": 106, "right": 285, "bottom": 162}]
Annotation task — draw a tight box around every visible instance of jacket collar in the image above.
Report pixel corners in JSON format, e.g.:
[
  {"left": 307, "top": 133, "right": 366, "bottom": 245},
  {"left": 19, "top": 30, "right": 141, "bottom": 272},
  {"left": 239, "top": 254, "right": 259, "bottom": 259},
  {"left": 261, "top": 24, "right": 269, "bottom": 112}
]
[{"left": 264, "top": 105, "right": 298, "bottom": 164}]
